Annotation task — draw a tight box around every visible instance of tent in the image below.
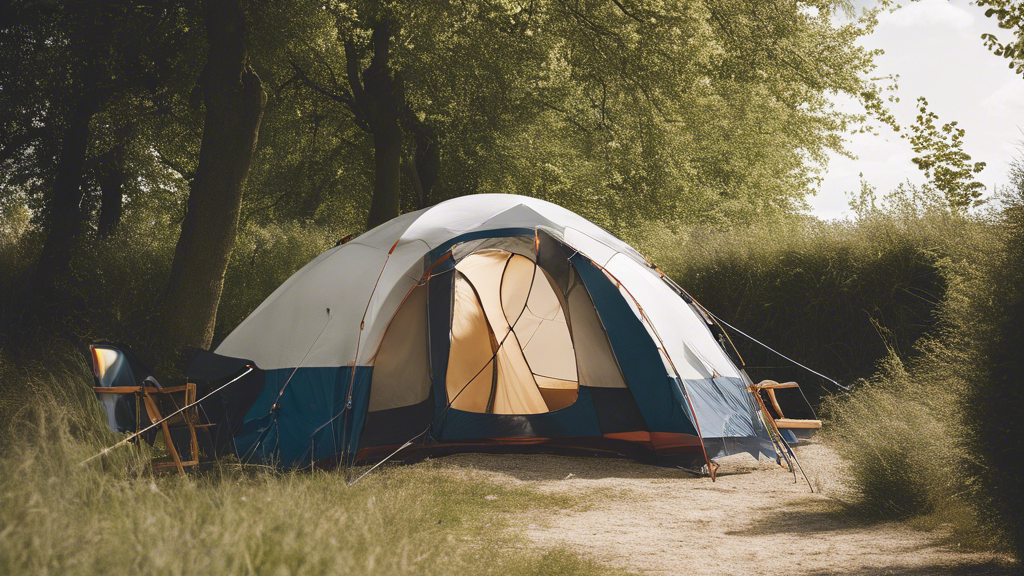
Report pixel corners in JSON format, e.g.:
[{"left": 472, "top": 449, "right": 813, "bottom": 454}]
[{"left": 186, "top": 194, "right": 781, "bottom": 470}]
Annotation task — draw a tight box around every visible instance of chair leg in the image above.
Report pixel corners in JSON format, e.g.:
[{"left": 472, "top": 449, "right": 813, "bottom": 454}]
[
  {"left": 187, "top": 383, "right": 199, "bottom": 465},
  {"left": 143, "top": 392, "right": 186, "bottom": 476},
  {"left": 161, "top": 420, "right": 186, "bottom": 475}
]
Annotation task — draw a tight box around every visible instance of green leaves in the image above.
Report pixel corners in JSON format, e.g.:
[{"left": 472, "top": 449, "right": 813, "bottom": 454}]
[
  {"left": 904, "top": 97, "right": 986, "bottom": 211},
  {"left": 2, "top": 0, "right": 897, "bottom": 239},
  {"left": 977, "top": 0, "right": 1024, "bottom": 76}
]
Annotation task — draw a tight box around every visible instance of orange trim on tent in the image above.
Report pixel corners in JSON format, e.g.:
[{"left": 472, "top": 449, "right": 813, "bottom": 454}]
[
  {"left": 649, "top": 432, "right": 705, "bottom": 450},
  {"left": 602, "top": 431, "right": 653, "bottom": 446}
]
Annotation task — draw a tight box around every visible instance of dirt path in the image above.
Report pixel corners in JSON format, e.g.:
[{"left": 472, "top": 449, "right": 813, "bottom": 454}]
[{"left": 440, "top": 443, "right": 1016, "bottom": 576}]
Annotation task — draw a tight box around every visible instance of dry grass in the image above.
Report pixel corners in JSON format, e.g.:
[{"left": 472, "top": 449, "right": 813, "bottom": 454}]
[{"left": 0, "top": 353, "right": 630, "bottom": 576}]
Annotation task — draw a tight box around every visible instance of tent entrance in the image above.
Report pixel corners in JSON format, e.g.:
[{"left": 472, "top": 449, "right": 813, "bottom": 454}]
[{"left": 447, "top": 249, "right": 579, "bottom": 414}]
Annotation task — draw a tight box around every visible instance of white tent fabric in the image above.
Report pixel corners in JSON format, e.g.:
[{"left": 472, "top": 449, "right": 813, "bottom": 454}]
[{"left": 215, "top": 194, "right": 731, "bottom": 404}]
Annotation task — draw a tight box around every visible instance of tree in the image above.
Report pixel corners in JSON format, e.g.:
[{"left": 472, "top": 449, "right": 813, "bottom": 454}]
[
  {"left": 277, "top": 0, "right": 890, "bottom": 233},
  {"left": 979, "top": 0, "right": 1024, "bottom": 75},
  {"left": 291, "top": 18, "right": 433, "bottom": 228},
  {"left": 0, "top": 1, "right": 189, "bottom": 315},
  {"left": 159, "top": 0, "right": 266, "bottom": 352},
  {"left": 903, "top": 97, "right": 986, "bottom": 210}
]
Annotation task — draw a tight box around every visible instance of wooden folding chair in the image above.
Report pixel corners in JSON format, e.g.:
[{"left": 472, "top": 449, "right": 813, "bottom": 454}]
[
  {"left": 750, "top": 380, "right": 822, "bottom": 434},
  {"left": 93, "top": 382, "right": 206, "bottom": 475}
]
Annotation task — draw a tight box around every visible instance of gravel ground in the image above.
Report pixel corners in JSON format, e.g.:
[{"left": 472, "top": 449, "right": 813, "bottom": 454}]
[{"left": 439, "top": 442, "right": 1017, "bottom": 576}]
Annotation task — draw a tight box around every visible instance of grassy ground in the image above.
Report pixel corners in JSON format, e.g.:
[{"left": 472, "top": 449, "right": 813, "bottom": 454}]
[
  {"left": 0, "top": 350, "right": 630, "bottom": 576},
  {"left": 1, "top": 457, "right": 618, "bottom": 575}
]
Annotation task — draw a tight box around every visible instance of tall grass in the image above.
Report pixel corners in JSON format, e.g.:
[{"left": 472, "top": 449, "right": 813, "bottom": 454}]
[
  {"left": 0, "top": 346, "right": 627, "bottom": 576},
  {"left": 819, "top": 351, "right": 984, "bottom": 540}
]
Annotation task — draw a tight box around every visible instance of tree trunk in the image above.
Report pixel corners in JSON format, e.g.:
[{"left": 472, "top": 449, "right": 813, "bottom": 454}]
[
  {"left": 31, "top": 93, "right": 98, "bottom": 301},
  {"left": 411, "top": 119, "right": 439, "bottom": 208},
  {"left": 367, "top": 120, "right": 402, "bottom": 228},
  {"left": 97, "top": 145, "right": 125, "bottom": 239},
  {"left": 159, "top": 0, "right": 266, "bottom": 353},
  {"left": 362, "top": 21, "right": 403, "bottom": 229}
]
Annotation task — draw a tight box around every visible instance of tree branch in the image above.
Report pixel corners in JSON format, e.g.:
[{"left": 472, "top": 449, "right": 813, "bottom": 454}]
[
  {"left": 153, "top": 148, "right": 195, "bottom": 181},
  {"left": 609, "top": 0, "right": 645, "bottom": 23},
  {"left": 289, "top": 60, "right": 370, "bottom": 132}
]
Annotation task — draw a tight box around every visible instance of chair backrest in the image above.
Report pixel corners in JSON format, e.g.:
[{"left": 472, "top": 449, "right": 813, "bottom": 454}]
[{"left": 90, "top": 345, "right": 143, "bottom": 432}]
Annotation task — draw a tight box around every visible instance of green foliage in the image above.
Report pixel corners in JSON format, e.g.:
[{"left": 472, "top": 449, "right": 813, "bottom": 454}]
[
  {"left": 952, "top": 171, "right": 1024, "bottom": 559},
  {"left": 821, "top": 353, "right": 977, "bottom": 522},
  {"left": 903, "top": 98, "right": 986, "bottom": 210},
  {"left": 639, "top": 206, "right": 963, "bottom": 400},
  {"left": 820, "top": 165, "right": 1024, "bottom": 557},
  {"left": 255, "top": 0, "right": 894, "bottom": 231},
  {"left": 978, "top": 0, "right": 1024, "bottom": 75},
  {"left": 0, "top": 205, "right": 334, "bottom": 360},
  {"left": 0, "top": 0, "right": 199, "bottom": 229}
]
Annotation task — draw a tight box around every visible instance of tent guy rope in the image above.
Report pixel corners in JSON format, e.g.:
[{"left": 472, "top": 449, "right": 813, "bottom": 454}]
[
  {"left": 703, "top": 309, "right": 851, "bottom": 392},
  {"left": 79, "top": 366, "right": 254, "bottom": 467}
]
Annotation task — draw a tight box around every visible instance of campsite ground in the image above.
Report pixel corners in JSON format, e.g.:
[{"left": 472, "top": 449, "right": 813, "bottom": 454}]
[{"left": 439, "top": 443, "right": 1017, "bottom": 576}]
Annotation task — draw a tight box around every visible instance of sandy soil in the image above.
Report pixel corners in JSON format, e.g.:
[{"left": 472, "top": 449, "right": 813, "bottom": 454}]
[{"left": 440, "top": 443, "right": 1017, "bottom": 576}]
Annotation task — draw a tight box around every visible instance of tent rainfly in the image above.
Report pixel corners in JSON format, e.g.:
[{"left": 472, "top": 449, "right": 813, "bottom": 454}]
[{"left": 136, "top": 195, "right": 801, "bottom": 470}]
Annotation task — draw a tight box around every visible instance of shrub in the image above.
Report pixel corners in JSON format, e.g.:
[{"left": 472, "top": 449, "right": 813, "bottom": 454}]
[
  {"left": 814, "top": 180, "right": 1024, "bottom": 557},
  {"left": 820, "top": 353, "right": 975, "bottom": 521},
  {"left": 638, "top": 208, "right": 966, "bottom": 402},
  {"left": 953, "top": 185, "right": 1024, "bottom": 558}
]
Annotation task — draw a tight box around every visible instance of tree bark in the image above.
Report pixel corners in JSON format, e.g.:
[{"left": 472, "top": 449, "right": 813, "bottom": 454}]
[
  {"left": 361, "top": 21, "right": 403, "bottom": 229},
  {"left": 96, "top": 144, "right": 125, "bottom": 239},
  {"left": 31, "top": 93, "right": 99, "bottom": 301},
  {"left": 368, "top": 119, "right": 402, "bottom": 227},
  {"left": 403, "top": 112, "right": 440, "bottom": 209},
  {"left": 159, "top": 0, "right": 266, "bottom": 353}
]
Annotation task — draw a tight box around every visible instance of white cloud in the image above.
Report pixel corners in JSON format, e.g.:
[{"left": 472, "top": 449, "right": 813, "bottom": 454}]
[
  {"left": 880, "top": 0, "right": 974, "bottom": 29},
  {"left": 981, "top": 79, "right": 1024, "bottom": 116}
]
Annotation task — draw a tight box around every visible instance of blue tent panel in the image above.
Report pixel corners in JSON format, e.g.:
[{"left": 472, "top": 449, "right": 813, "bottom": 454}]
[
  {"left": 571, "top": 254, "right": 698, "bottom": 436},
  {"left": 437, "top": 386, "right": 602, "bottom": 440},
  {"left": 233, "top": 366, "right": 372, "bottom": 468}
]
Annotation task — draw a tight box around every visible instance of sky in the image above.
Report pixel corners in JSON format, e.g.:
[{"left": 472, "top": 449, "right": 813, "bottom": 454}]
[{"left": 807, "top": 0, "right": 1024, "bottom": 219}]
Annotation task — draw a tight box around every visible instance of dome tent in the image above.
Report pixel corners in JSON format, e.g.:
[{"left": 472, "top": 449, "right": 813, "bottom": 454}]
[{"left": 189, "top": 194, "right": 778, "bottom": 470}]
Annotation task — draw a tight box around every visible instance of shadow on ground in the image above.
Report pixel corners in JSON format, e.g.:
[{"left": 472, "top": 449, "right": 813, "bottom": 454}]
[
  {"left": 431, "top": 452, "right": 711, "bottom": 482},
  {"left": 803, "top": 560, "right": 1017, "bottom": 575},
  {"left": 728, "top": 498, "right": 890, "bottom": 536}
]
